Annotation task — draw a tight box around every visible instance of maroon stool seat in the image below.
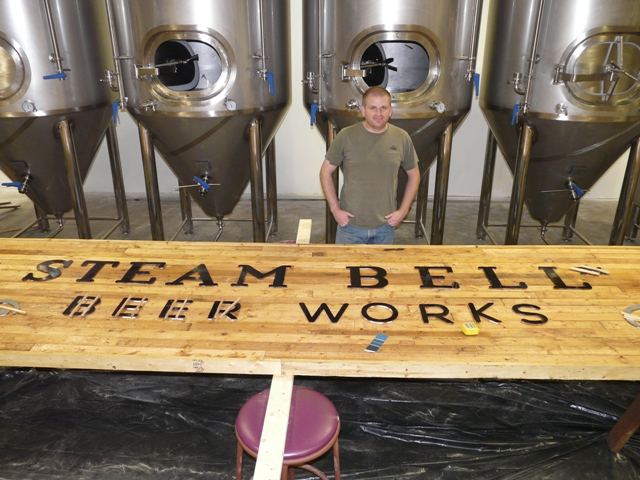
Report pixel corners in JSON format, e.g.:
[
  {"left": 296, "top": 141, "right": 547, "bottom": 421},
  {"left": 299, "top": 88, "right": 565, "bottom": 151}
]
[{"left": 235, "top": 385, "right": 341, "bottom": 480}]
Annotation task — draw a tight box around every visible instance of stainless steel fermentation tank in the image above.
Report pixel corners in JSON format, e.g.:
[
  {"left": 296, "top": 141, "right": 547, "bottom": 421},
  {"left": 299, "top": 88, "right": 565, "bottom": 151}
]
[
  {"left": 477, "top": 0, "right": 640, "bottom": 245},
  {"left": 0, "top": 0, "right": 129, "bottom": 238},
  {"left": 303, "top": 0, "right": 483, "bottom": 244},
  {"left": 109, "top": 0, "right": 291, "bottom": 242}
]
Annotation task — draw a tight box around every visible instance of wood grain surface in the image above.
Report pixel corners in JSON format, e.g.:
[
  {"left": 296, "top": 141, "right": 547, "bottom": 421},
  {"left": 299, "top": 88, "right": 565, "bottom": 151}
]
[{"left": 0, "top": 238, "right": 639, "bottom": 380}]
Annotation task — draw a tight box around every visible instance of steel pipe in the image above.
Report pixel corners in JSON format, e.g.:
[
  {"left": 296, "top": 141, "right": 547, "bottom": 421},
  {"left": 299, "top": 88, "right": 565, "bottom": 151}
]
[
  {"left": 105, "top": 122, "right": 130, "bottom": 234},
  {"left": 58, "top": 119, "right": 91, "bottom": 239},
  {"left": 505, "top": 124, "right": 535, "bottom": 245},
  {"left": 249, "top": 118, "right": 266, "bottom": 243},
  {"left": 138, "top": 122, "right": 164, "bottom": 241},
  {"left": 430, "top": 123, "right": 453, "bottom": 245},
  {"left": 610, "top": 138, "right": 640, "bottom": 245}
]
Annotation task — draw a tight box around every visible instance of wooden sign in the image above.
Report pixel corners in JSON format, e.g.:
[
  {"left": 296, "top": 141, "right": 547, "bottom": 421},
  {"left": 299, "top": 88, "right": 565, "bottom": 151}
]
[{"left": 0, "top": 238, "right": 639, "bottom": 380}]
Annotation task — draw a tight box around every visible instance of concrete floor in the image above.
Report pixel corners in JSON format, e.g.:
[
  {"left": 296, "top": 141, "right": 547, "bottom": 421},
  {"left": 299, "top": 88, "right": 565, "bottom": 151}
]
[{"left": 0, "top": 188, "right": 634, "bottom": 246}]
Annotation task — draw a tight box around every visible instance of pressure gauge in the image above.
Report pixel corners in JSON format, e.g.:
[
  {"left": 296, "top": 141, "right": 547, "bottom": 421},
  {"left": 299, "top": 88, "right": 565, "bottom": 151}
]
[
  {"left": 21, "top": 100, "right": 36, "bottom": 113},
  {"left": 225, "top": 98, "right": 237, "bottom": 111}
]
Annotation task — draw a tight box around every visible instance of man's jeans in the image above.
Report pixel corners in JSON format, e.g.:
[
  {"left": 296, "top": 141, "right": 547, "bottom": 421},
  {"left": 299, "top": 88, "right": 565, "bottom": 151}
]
[{"left": 335, "top": 223, "right": 395, "bottom": 245}]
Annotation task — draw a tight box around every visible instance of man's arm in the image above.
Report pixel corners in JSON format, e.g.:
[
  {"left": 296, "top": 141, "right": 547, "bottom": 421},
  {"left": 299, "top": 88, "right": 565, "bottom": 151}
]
[
  {"left": 385, "top": 166, "right": 420, "bottom": 227},
  {"left": 319, "top": 159, "right": 354, "bottom": 227}
]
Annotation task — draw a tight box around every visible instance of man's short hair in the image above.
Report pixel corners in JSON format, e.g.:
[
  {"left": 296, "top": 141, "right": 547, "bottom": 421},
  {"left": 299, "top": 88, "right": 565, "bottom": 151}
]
[{"left": 362, "top": 86, "right": 391, "bottom": 106}]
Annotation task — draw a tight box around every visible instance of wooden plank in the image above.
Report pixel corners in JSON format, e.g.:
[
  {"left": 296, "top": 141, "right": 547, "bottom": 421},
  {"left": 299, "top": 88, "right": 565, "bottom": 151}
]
[
  {"left": 0, "top": 238, "right": 639, "bottom": 380},
  {"left": 254, "top": 374, "right": 294, "bottom": 480},
  {"left": 607, "top": 393, "right": 640, "bottom": 452},
  {"left": 295, "top": 219, "right": 312, "bottom": 245}
]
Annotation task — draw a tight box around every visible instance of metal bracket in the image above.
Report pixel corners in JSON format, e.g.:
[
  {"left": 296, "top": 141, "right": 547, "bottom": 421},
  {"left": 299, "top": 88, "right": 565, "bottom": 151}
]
[
  {"left": 341, "top": 64, "right": 366, "bottom": 81},
  {"left": 135, "top": 65, "right": 160, "bottom": 78}
]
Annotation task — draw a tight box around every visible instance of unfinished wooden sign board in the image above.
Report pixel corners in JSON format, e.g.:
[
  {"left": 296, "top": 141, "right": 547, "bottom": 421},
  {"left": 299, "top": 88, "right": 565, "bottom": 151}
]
[{"left": 0, "top": 238, "right": 639, "bottom": 381}]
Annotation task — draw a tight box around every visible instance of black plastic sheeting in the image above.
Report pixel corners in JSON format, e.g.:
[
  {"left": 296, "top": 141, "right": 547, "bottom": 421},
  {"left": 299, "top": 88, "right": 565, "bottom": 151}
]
[{"left": 0, "top": 369, "right": 639, "bottom": 479}]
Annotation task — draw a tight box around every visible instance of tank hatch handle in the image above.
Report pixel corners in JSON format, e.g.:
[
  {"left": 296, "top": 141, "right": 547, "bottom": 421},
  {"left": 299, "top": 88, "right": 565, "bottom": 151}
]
[
  {"left": 341, "top": 59, "right": 397, "bottom": 81},
  {"left": 553, "top": 62, "right": 639, "bottom": 102},
  {"left": 135, "top": 55, "right": 199, "bottom": 78}
]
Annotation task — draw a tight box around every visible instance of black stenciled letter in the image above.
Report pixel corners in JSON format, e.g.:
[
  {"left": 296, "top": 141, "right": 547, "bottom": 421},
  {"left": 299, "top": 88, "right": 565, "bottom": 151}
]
[
  {"left": 115, "top": 262, "right": 166, "bottom": 285},
  {"left": 232, "top": 265, "right": 291, "bottom": 288},
  {"left": 347, "top": 266, "right": 388, "bottom": 289},
  {"left": 76, "top": 260, "right": 120, "bottom": 282},
  {"left": 166, "top": 264, "right": 217, "bottom": 286},
  {"left": 538, "top": 266, "right": 592, "bottom": 290},
  {"left": 361, "top": 303, "right": 398, "bottom": 323},
  {"left": 419, "top": 304, "right": 453, "bottom": 324},
  {"left": 415, "top": 266, "right": 459, "bottom": 289},
  {"left": 159, "top": 299, "right": 193, "bottom": 319},
  {"left": 479, "top": 266, "right": 527, "bottom": 289},
  {"left": 63, "top": 296, "right": 101, "bottom": 316},
  {"left": 513, "top": 303, "right": 548, "bottom": 325},
  {"left": 468, "top": 302, "right": 502, "bottom": 324},
  {"left": 299, "top": 303, "right": 349, "bottom": 323},
  {"left": 23, "top": 259, "right": 73, "bottom": 281}
]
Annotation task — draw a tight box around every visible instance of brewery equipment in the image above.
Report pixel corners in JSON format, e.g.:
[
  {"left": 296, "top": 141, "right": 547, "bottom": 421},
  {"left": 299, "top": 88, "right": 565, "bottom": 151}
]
[
  {"left": 303, "top": 0, "right": 483, "bottom": 244},
  {"left": 108, "top": 0, "right": 291, "bottom": 242},
  {"left": 477, "top": 0, "right": 640, "bottom": 245},
  {"left": 0, "top": 0, "right": 129, "bottom": 238}
]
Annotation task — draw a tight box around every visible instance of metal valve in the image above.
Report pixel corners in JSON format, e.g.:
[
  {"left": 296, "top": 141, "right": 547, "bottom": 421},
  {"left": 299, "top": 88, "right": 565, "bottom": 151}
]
[
  {"left": 346, "top": 99, "right": 360, "bottom": 110},
  {"left": 430, "top": 101, "right": 446, "bottom": 114}
]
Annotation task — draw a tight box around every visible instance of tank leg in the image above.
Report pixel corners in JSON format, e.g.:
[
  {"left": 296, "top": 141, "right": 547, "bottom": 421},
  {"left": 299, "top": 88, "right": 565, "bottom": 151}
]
[
  {"left": 249, "top": 118, "right": 266, "bottom": 243},
  {"left": 627, "top": 205, "right": 640, "bottom": 241},
  {"left": 505, "top": 123, "right": 534, "bottom": 245},
  {"left": 430, "top": 123, "right": 453, "bottom": 245},
  {"left": 178, "top": 180, "right": 194, "bottom": 235},
  {"left": 34, "top": 204, "right": 50, "bottom": 232},
  {"left": 562, "top": 202, "right": 579, "bottom": 241},
  {"left": 476, "top": 130, "right": 498, "bottom": 240},
  {"left": 266, "top": 139, "right": 278, "bottom": 236},
  {"left": 138, "top": 122, "right": 165, "bottom": 241},
  {"left": 414, "top": 168, "right": 429, "bottom": 238},
  {"left": 105, "top": 122, "right": 130, "bottom": 234},
  {"left": 325, "top": 121, "right": 338, "bottom": 244},
  {"left": 58, "top": 118, "right": 92, "bottom": 239},
  {"left": 610, "top": 138, "right": 640, "bottom": 245}
]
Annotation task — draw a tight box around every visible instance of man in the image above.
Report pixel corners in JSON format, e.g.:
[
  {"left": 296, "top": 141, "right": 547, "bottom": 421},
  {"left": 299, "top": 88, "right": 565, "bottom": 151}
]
[{"left": 319, "top": 86, "right": 420, "bottom": 244}]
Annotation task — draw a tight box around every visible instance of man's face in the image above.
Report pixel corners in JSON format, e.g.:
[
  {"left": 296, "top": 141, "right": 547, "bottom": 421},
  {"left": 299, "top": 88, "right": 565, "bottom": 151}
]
[{"left": 360, "top": 94, "right": 393, "bottom": 133}]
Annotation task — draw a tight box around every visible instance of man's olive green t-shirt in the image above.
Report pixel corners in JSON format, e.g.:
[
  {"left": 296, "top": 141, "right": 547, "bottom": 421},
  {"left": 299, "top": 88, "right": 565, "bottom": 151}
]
[{"left": 325, "top": 122, "right": 419, "bottom": 229}]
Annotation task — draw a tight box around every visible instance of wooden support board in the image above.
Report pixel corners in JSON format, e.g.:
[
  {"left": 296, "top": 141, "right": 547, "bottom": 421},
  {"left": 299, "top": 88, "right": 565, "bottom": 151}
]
[{"left": 0, "top": 238, "right": 640, "bottom": 380}]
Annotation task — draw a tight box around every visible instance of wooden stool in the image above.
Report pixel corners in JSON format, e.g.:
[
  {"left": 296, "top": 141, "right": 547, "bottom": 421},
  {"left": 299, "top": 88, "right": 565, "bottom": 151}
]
[{"left": 235, "top": 385, "right": 341, "bottom": 480}]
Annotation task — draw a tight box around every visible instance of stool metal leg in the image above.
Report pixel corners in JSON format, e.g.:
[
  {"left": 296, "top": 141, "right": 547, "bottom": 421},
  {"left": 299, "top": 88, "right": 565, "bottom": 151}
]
[
  {"left": 333, "top": 438, "right": 341, "bottom": 480},
  {"left": 236, "top": 442, "right": 244, "bottom": 480}
]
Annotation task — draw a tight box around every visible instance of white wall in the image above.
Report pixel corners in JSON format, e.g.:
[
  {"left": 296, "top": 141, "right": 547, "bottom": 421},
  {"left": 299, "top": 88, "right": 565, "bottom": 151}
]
[{"left": 12, "top": 0, "right": 631, "bottom": 200}]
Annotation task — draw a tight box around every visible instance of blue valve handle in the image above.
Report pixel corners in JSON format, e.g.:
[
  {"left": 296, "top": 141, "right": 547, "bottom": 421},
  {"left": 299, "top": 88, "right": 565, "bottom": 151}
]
[
  {"left": 112, "top": 101, "right": 119, "bottom": 125},
  {"left": 2, "top": 182, "right": 23, "bottom": 188},
  {"left": 511, "top": 103, "right": 520, "bottom": 126},
  {"left": 266, "top": 72, "right": 275, "bottom": 96},
  {"left": 569, "top": 181, "right": 585, "bottom": 198},
  {"left": 473, "top": 73, "right": 480, "bottom": 97},
  {"left": 310, "top": 103, "right": 318, "bottom": 127},
  {"left": 43, "top": 72, "right": 67, "bottom": 80},
  {"left": 193, "top": 176, "right": 210, "bottom": 192}
]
